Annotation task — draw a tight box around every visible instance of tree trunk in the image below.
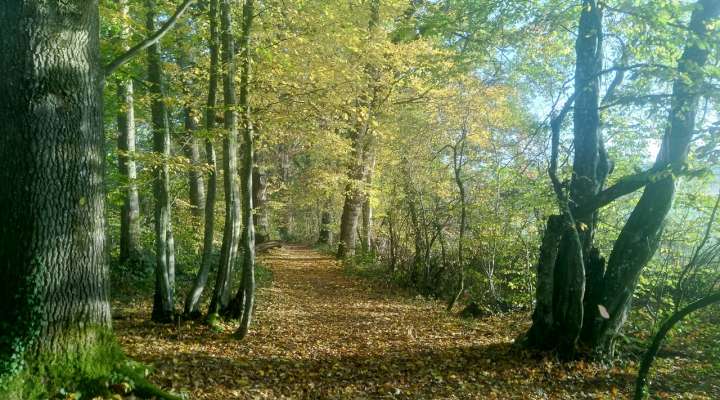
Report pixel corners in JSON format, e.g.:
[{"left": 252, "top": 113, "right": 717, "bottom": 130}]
[
  {"left": 147, "top": 0, "right": 175, "bottom": 323},
  {"left": 0, "top": 0, "right": 111, "bottom": 376},
  {"left": 253, "top": 163, "right": 270, "bottom": 244},
  {"left": 337, "top": 182, "right": 364, "bottom": 258},
  {"left": 235, "top": 0, "right": 257, "bottom": 339},
  {"left": 184, "top": 108, "right": 205, "bottom": 218},
  {"left": 117, "top": 0, "right": 142, "bottom": 266},
  {"left": 319, "top": 210, "right": 333, "bottom": 244},
  {"left": 337, "top": 0, "right": 380, "bottom": 260},
  {"left": 361, "top": 154, "right": 376, "bottom": 252},
  {"left": 524, "top": 0, "right": 602, "bottom": 356},
  {"left": 207, "top": 0, "right": 242, "bottom": 317},
  {"left": 184, "top": 0, "right": 220, "bottom": 318},
  {"left": 526, "top": 215, "right": 563, "bottom": 348},
  {"left": 448, "top": 134, "right": 468, "bottom": 312},
  {"left": 592, "top": 0, "right": 720, "bottom": 353}
]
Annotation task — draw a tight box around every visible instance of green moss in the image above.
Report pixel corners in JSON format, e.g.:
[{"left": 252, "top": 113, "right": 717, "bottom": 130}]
[{"left": 0, "top": 328, "right": 182, "bottom": 400}]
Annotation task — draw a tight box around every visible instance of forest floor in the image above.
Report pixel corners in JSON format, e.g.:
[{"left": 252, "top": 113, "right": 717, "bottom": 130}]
[{"left": 113, "top": 245, "right": 718, "bottom": 399}]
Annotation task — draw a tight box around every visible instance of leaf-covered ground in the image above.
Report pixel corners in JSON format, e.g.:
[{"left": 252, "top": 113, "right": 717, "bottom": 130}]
[{"left": 113, "top": 245, "right": 718, "bottom": 399}]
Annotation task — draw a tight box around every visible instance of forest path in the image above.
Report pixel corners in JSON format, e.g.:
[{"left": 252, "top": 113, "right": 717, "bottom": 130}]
[{"left": 114, "top": 245, "right": 631, "bottom": 399}]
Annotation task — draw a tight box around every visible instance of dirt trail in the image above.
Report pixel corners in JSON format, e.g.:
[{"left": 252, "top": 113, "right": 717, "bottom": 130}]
[{"left": 114, "top": 245, "right": 632, "bottom": 399}]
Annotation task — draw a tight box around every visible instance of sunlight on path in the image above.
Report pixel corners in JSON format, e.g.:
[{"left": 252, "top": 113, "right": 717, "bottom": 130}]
[{"left": 114, "top": 245, "right": 633, "bottom": 399}]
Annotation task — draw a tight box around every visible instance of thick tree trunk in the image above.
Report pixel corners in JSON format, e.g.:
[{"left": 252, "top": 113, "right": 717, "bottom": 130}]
[
  {"left": 524, "top": 0, "right": 602, "bottom": 356},
  {"left": 235, "top": 0, "right": 257, "bottom": 339},
  {"left": 337, "top": 183, "right": 364, "bottom": 258},
  {"left": 0, "top": 0, "right": 111, "bottom": 375},
  {"left": 207, "top": 0, "right": 242, "bottom": 317},
  {"left": 147, "top": 1, "right": 175, "bottom": 323},
  {"left": 117, "top": 0, "right": 142, "bottom": 266},
  {"left": 526, "top": 215, "right": 563, "bottom": 347},
  {"left": 592, "top": 0, "right": 720, "bottom": 353},
  {"left": 184, "top": 0, "right": 220, "bottom": 318}
]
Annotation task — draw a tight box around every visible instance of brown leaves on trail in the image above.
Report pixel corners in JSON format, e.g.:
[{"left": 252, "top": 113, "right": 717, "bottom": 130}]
[{"left": 113, "top": 246, "right": 710, "bottom": 399}]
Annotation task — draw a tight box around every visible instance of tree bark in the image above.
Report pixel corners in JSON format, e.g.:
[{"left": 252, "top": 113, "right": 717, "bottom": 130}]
[
  {"left": 524, "top": 0, "right": 602, "bottom": 357},
  {"left": 184, "top": 0, "right": 220, "bottom": 318},
  {"left": 526, "top": 215, "right": 563, "bottom": 347},
  {"left": 117, "top": 0, "right": 142, "bottom": 266},
  {"left": 207, "top": 0, "right": 242, "bottom": 317},
  {"left": 337, "top": 182, "right": 364, "bottom": 258},
  {"left": 235, "top": 0, "right": 257, "bottom": 339},
  {"left": 593, "top": 0, "right": 720, "bottom": 353},
  {"left": 0, "top": 0, "right": 111, "bottom": 373},
  {"left": 147, "top": 0, "right": 175, "bottom": 323}
]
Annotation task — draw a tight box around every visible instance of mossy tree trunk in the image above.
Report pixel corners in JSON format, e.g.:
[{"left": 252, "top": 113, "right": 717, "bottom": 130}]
[{"left": 0, "top": 0, "right": 111, "bottom": 375}]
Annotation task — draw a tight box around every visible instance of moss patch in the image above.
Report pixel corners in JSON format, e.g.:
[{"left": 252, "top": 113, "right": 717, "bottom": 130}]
[{"left": 0, "top": 328, "right": 181, "bottom": 400}]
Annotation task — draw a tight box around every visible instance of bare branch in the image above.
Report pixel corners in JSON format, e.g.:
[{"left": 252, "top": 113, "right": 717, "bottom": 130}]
[{"left": 104, "top": 0, "right": 196, "bottom": 79}]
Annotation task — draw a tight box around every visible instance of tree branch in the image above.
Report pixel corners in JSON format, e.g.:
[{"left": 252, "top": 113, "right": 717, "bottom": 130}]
[
  {"left": 104, "top": 0, "right": 196, "bottom": 78},
  {"left": 573, "top": 167, "right": 669, "bottom": 217}
]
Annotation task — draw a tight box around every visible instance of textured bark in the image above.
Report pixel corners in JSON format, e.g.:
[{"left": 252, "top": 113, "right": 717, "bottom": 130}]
[
  {"left": 207, "top": 0, "right": 242, "bottom": 317},
  {"left": 235, "top": 0, "right": 257, "bottom": 339},
  {"left": 0, "top": 0, "right": 111, "bottom": 369},
  {"left": 147, "top": 1, "right": 175, "bottom": 323},
  {"left": 184, "top": 0, "right": 220, "bottom": 317},
  {"left": 593, "top": 0, "right": 720, "bottom": 353},
  {"left": 117, "top": 0, "right": 142, "bottom": 265}
]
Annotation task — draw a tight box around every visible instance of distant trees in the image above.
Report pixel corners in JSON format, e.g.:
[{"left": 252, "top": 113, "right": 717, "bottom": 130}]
[{"left": 117, "top": 0, "right": 142, "bottom": 266}]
